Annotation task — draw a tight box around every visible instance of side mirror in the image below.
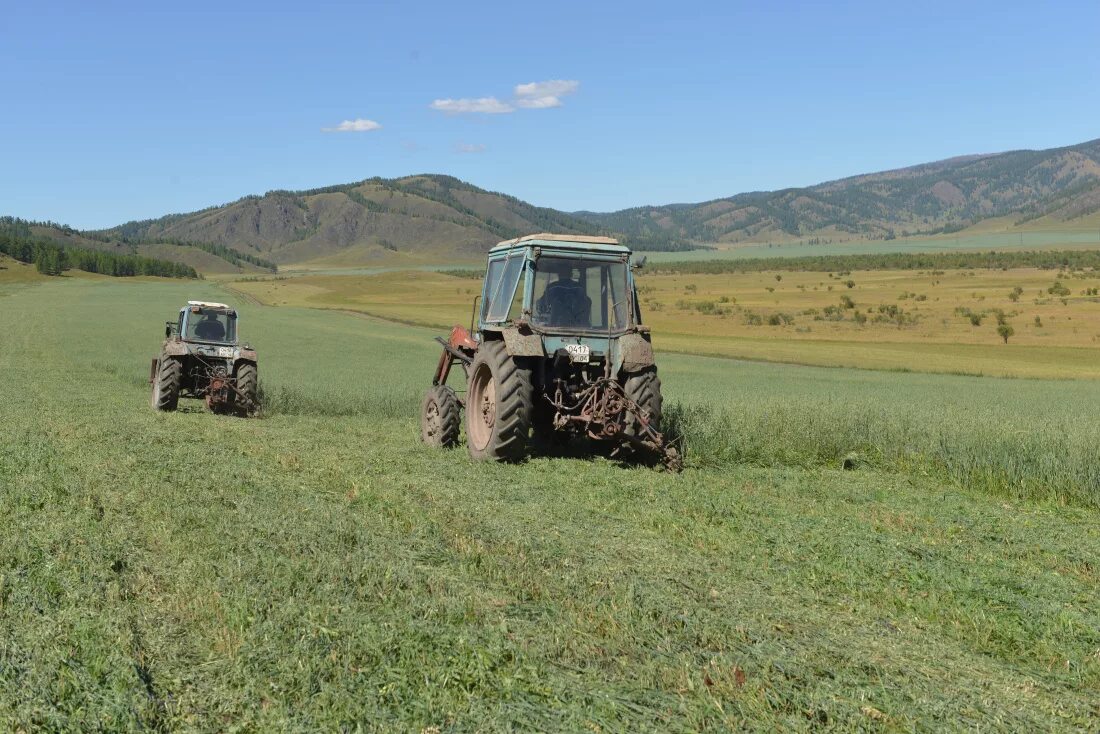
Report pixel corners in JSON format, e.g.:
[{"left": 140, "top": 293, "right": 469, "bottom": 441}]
[{"left": 632, "top": 256, "right": 647, "bottom": 270}]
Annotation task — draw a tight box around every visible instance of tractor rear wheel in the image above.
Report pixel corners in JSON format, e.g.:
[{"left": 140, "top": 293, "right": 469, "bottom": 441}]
[
  {"left": 465, "top": 340, "right": 532, "bottom": 462},
  {"left": 236, "top": 363, "right": 259, "bottom": 416},
  {"left": 151, "top": 357, "right": 182, "bottom": 412},
  {"left": 623, "top": 367, "right": 663, "bottom": 437},
  {"left": 421, "top": 385, "right": 461, "bottom": 448}
]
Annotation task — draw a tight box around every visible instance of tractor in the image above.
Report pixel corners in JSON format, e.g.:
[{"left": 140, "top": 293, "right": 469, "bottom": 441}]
[
  {"left": 150, "top": 301, "right": 260, "bottom": 415},
  {"left": 421, "top": 233, "right": 680, "bottom": 470}
]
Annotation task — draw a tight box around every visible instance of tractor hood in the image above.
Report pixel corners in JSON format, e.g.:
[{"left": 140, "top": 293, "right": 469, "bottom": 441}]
[
  {"left": 163, "top": 341, "right": 257, "bottom": 361},
  {"left": 494, "top": 325, "right": 654, "bottom": 375}
]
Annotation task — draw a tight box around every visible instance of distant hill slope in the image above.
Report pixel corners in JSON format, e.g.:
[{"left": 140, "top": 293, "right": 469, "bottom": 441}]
[
  {"left": 10, "top": 138, "right": 1100, "bottom": 273},
  {"left": 99, "top": 175, "right": 618, "bottom": 266},
  {"left": 576, "top": 138, "right": 1100, "bottom": 244}
]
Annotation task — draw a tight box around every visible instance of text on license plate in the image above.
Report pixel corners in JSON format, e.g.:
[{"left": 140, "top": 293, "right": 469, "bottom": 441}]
[{"left": 565, "top": 344, "right": 590, "bottom": 363}]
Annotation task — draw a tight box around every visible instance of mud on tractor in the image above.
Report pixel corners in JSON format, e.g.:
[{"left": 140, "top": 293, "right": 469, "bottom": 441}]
[
  {"left": 150, "top": 301, "right": 260, "bottom": 415},
  {"left": 421, "top": 234, "right": 680, "bottom": 470}
]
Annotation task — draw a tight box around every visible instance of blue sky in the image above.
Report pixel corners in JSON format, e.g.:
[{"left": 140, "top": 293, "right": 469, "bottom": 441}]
[{"left": 3, "top": 0, "right": 1098, "bottom": 229}]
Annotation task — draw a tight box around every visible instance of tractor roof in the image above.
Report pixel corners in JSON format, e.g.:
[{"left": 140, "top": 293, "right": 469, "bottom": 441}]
[
  {"left": 184, "top": 300, "right": 231, "bottom": 310},
  {"left": 489, "top": 233, "right": 630, "bottom": 255}
]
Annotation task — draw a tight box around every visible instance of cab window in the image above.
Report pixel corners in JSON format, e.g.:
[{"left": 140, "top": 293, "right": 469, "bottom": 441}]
[
  {"left": 482, "top": 251, "right": 525, "bottom": 323},
  {"left": 185, "top": 308, "right": 236, "bottom": 343}
]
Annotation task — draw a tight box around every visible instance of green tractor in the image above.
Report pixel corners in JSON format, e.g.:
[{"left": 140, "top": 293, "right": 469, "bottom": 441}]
[
  {"left": 421, "top": 234, "right": 680, "bottom": 470},
  {"left": 150, "top": 301, "right": 260, "bottom": 415}
]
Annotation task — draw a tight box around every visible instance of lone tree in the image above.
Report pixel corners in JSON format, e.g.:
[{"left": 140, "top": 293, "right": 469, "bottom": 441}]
[{"left": 997, "top": 324, "right": 1015, "bottom": 344}]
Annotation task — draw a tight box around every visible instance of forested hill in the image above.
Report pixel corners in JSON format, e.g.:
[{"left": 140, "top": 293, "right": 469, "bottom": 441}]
[
  {"left": 576, "top": 138, "right": 1100, "bottom": 244},
  {"left": 0, "top": 218, "right": 197, "bottom": 278},
  {"left": 96, "top": 175, "right": 652, "bottom": 266}
]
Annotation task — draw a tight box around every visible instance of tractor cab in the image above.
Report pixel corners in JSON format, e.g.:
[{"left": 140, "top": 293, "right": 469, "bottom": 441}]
[
  {"left": 168, "top": 301, "right": 239, "bottom": 345},
  {"left": 477, "top": 234, "right": 649, "bottom": 375}
]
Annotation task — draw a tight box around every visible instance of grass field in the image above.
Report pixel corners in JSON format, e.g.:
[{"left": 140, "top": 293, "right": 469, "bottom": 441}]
[
  {"left": 1, "top": 277, "right": 1098, "bottom": 730},
  {"left": 643, "top": 228, "right": 1100, "bottom": 263},
  {"left": 230, "top": 262, "right": 1100, "bottom": 379}
]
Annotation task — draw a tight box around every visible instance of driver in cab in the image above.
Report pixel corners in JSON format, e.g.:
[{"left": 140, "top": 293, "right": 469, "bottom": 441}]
[
  {"left": 194, "top": 311, "right": 226, "bottom": 341},
  {"left": 537, "top": 261, "right": 591, "bottom": 327}
]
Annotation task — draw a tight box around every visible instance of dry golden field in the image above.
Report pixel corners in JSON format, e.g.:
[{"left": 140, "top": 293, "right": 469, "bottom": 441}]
[{"left": 229, "top": 265, "right": 1100, "bottom": 379}]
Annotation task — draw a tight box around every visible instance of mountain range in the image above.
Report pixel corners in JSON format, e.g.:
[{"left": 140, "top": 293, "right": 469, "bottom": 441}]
[
  {"left": 9, "top": 137, "right": 1100, "bottom": 273},
  {"left": 578, "top": 137, "right": 1100, "bottom": 245}
]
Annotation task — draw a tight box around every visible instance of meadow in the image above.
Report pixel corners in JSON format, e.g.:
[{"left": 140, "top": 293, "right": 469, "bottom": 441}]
[
  {"left": 642, "top": 227, "right": 1100, "bottom": 263},
  {"left": 1, "top": 275, "right": 1098, "bottom": 730},
  {"left": 231, "top": 259, "right": 1100, "bottom": 378}
]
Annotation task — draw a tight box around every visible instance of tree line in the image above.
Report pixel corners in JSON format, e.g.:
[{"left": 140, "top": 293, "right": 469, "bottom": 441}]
[
  {"left": 84, "top": 230, "right": 278, "bottom": 271},
  {"left": 0, "top": 225, "right": 198, "bottom": 278},
  {"left": 136, "top": 237, "right": 277, "bottom": 272}
]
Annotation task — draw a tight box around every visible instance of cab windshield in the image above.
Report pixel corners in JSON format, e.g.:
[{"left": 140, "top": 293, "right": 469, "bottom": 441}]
[
  {"left": 184, "top": 308, "right": 237, "bottom": 344},
  {"left": 532, "top": 257, "right": 630, "bottom": 332}
]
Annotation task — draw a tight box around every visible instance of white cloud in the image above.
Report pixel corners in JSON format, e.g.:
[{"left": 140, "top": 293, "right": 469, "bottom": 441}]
[
  {"left": 430, "top": 97, "right": 515, "bottom": 114},
  {"left": 455, "top": 143, "right": 487, "bottom": 154},
  {"left": 514, "top": 79, "right": 579, "bottom": 109},
  {"left": 322, "top": 118, "right": 382, "bottom": 133}
]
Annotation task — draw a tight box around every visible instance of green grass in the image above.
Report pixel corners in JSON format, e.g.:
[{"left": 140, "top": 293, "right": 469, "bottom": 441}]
[
  {"left": 1, "top": 279, "right": 1098, "bottom": 730},
  {"left": 658, "top": 352, "right": 1100, "bottom": 508}
]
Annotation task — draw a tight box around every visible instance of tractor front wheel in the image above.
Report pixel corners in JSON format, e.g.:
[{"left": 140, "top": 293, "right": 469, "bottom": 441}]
[
  {"left": 465, "top": 340, "right": 532, "bottom": 462},
  {"left": 421, "top": 385, "right": 461, "bottom": 448},
  {"left": 236, "top": 362, "right": 259, "bottom": 416},
  {"left": 151, "top": 356, "right": 182, "bottom": 412}
]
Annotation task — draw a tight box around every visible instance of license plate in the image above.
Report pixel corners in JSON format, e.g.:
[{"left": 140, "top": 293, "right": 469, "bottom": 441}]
[
  {"left": 565, "top": 344, "right": 590, "bottom": 363},
  {"left": 217, "top": 347, "right": 234, "bottom": 358}
]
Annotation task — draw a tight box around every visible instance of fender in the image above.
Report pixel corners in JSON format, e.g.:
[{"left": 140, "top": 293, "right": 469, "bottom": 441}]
[
  {"left": 619, "top": 331, "right": 655, "bottom": 372},
  {"left": 162, "top": 340, "right": 189, "bottom": 357},
  {"left": 500, "top": 325, "right": 544, "bottom": 357}
]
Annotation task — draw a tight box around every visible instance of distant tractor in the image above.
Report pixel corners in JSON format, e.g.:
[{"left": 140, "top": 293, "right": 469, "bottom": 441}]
[
  {"left": 150, "top": 301, "right": 260, "bottom": 415},
  {"left": 421, "top": 234, "right": 680, "bottom": 470}
]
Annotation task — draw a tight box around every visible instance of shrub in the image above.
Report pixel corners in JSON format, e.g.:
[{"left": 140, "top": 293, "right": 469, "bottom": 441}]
[{"left": 1048, "top": 281, "right": 1071, "bottom": 296}]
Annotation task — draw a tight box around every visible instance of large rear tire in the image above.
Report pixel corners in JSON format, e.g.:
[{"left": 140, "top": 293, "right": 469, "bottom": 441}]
[
  {"left": 235, "top": 362, "right": 259, "bottom": 416},
  {"left": 421, "top": 385, "right": 461, "bottom": 448},
  {"left": 151, "top": 357, "right": 182, "bottom": 412},
  {"left": 465, "top": 340, "right": 532, "bottom": 462},
  {"left": 623, "top": 367, "right": 663, "bottom": 437}
]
